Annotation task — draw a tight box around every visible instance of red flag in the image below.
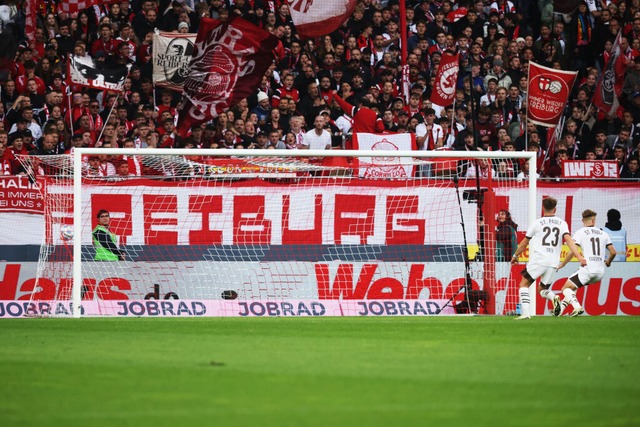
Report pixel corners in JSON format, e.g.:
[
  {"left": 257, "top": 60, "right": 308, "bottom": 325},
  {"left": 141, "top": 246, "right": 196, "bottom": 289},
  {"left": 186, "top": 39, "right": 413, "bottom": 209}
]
[
  {"left": 24, "top": 0, "right": 37, "bottom": 44},
  {"left": 59, "top": 0, "right": 103, "bottom": 14},
  {"left": 289, "top": 0, "right": 358, "bottom": 39},
  {"left": 527, "top": 61, "right": 577, "bottom": 127},
  {"left": 593, "top": 31, "right": 626, "bottom": 115},
  {"left": 430, "top": 53, "right": 460, "bottom": 107},
  {"left": 176, "top": 16, "right": 279, "bottom": 136}
]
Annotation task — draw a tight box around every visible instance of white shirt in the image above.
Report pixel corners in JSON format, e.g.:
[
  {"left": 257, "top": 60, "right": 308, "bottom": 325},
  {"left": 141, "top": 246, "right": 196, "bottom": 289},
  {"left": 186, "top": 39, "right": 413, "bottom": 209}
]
[
  {"left": 464, "top": 163, "right": 496, "bottom": 179},
  {"left": 526, "top": 216, "right": 570, "bottom": 267},
  {"left": 304, "top": 129, "right": 331, "bottom": 150},
  {"left": 9, "top": 122, "right": 43, "bottom": 141},
  {"left": 335, "top": 115, "right": 353, "bottom": 135},
  {"left": 572, "top": 226, "right": 612, "bottom": 275},
  {"left": 415, "top": 123, "right": 443, "bottom": 150}
]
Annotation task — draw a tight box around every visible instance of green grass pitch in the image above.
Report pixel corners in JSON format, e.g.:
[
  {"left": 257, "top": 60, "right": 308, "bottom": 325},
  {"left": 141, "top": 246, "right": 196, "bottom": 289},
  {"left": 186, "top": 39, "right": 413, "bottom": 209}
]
[{"left": 1, "top": 316, "right": 639, "bottom": 427}]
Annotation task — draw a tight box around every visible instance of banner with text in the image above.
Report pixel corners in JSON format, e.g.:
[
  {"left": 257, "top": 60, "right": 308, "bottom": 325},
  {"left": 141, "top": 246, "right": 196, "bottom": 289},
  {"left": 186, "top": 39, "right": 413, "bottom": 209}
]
[
  {"left": 351, "top": 132, "right": 417, "bottom": 178},
  {"left": 0, "top": 262, "right": 638, "bottom": 316},
  {"left": 527, "top": 61, "right": 578, "bottom": 127},
  {"left": 1, "top": 180, "right": 639, "bottom": 248},
  {"left": 563, "top": 160, "right": 620, "bottom": 179},
  {"left": 0, "top": 176, "right": 44, "bottom": 214},
  {"left": 152, "top": 32, "right": 196, "bottom": 90}
]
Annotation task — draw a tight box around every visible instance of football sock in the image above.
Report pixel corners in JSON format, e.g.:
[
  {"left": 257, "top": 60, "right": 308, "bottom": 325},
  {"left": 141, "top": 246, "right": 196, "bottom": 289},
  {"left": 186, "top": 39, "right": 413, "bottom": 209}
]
[
  {"left": 539, "top": 288, "right": 554, "bottom": 301},
  {"left": 563, "top": 288, "right": 580, "bottom": 310},
  {"left": 519, "top": 287, "right": 530, "bottom": 317}
]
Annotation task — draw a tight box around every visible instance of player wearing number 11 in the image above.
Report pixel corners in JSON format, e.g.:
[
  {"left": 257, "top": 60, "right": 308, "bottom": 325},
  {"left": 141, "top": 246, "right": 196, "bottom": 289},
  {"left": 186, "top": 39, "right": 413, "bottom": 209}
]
[
  {"left": 510, "top": 198, "right": 586, "bottom": 320},
  {"left": 555, "top": 210, "right": 616, "bottom": 317}
]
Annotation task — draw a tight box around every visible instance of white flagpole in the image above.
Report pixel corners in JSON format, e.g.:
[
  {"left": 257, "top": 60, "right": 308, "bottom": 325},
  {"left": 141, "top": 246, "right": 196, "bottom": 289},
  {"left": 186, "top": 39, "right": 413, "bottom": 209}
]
[{"left": 95, "top": 92, "right": 120, "bottom": 145}]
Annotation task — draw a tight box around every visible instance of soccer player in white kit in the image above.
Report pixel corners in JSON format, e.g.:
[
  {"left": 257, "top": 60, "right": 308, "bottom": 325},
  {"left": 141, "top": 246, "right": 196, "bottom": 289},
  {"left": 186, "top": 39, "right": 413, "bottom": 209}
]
[
  {"left": 510, "top": 198, "right": 586, "bottom": 320},
  {"left": 555, "top": 210, "right": 616, "bottom": 317}
]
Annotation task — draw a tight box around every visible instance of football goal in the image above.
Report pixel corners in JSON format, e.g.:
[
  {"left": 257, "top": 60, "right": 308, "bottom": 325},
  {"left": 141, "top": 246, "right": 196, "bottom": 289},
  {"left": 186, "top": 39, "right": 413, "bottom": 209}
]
[{"left": 17, "top": 147, "right": 536, "bottom": 317}]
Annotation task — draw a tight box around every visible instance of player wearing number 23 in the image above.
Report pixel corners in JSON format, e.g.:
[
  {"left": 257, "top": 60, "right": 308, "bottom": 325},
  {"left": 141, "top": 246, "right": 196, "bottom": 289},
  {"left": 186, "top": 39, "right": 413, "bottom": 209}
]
[
  {"left": 555, "top": 210, "right": 616, "bottom": 317},
  {"left": 93, "top": 209, "right": 125, "bottom": 261},
  {"left": 510, "top": 197, "right": 585, "bottom": 320}
]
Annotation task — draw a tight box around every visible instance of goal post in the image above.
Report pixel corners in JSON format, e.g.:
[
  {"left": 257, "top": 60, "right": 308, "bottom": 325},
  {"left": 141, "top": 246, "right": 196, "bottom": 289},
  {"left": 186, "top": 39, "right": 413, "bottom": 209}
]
[{"left": 22, "top": 148, "right": 537, "bottom": 317}]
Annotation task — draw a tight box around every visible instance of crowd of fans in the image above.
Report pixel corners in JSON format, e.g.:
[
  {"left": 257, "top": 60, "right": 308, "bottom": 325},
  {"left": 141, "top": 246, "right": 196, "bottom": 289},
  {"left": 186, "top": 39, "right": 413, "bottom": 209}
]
[{"left": 0, "top": 0, "right": 639, "bottom": 179}]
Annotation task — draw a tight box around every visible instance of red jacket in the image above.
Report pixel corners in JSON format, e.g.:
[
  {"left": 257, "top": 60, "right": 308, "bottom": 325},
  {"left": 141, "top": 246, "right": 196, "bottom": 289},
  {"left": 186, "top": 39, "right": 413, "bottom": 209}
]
[{"left": 333, "top": 94, "right": 384, "bottom": 134}]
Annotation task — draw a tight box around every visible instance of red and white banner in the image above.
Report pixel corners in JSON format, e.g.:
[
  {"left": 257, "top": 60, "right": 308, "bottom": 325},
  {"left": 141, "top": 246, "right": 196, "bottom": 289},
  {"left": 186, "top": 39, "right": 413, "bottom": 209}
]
[
  {"left": 527, "top": 61, "right": 577, "bottom": 127},
  {"left": 59, "top": 0, "right": 103, "bottom": 14},
  {"left": 152, "top": 32, "right": 196, "bottom": 90},
  {"left": 68, "top": 56, "right": 130, "bottom": 92},
  {"left": 289, "top": 0, "right": 358, "bottom": 39},
  {"left": 0, "top": 176, "right": 44, "bottom": 214},
  {"left": 1, "top": 179, "right": 639, "bottom": 247},
  {"left": 176, "top": 16, "right": 279, "bottom": 136},
  {"left": 351, "top": 133, "right": 417, "bottom": 178},
  {"left": 430, "top": 53, "right": 460, "bottom": 107},
  {"left": 563, "top": 161, "right": 620, "bottom": 179},
  {"left": 593, "top": 31, "right": 626, "bottom": 115},
  {"left": 24, "top": 0, "right": 37, "bottom": 44}
]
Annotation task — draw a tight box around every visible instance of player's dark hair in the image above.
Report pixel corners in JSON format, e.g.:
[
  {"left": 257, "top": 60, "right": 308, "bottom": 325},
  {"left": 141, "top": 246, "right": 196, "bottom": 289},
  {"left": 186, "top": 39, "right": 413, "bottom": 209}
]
[
  {"left": 582, "top": 209, "right": 597, "bottom": 219},
  {"left": 542, "top": 197, "right": 557, "bottom": 212}
]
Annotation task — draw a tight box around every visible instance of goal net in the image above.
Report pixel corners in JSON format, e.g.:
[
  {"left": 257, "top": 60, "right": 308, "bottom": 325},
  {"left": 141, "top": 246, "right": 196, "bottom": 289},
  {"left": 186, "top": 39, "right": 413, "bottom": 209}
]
[{"left": 17, "top": 148, "right": 536, "bottom": 317}]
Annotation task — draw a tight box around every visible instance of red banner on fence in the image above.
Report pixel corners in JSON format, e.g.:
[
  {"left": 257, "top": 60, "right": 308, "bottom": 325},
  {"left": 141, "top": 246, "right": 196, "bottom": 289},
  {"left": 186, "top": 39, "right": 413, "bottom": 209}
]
[{"left": 527, "top": 61, "right": 577, "bottom": 127}]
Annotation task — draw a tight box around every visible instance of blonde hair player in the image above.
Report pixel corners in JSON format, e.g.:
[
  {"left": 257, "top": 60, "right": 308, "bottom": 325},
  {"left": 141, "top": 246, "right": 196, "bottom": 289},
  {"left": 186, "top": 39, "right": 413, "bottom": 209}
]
[
  {"left": 555, "top": 210, "right": 616, "bottom": 317},
  {"left": 510, "top": 198, "right": 586, "bottom": 320}
]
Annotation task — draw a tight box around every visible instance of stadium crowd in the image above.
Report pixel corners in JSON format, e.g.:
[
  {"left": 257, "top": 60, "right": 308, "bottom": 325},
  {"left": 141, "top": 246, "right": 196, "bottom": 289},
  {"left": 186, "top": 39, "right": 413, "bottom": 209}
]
[{"left": 0, "top": 0, "right": 639, "bottom": 180}]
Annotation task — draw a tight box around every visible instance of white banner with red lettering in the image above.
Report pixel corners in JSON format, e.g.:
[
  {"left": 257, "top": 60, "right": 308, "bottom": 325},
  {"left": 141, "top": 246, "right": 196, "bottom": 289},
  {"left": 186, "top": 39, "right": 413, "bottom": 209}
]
[
  {"left": 1, "top": 180, "right": 639, "bottom": 247},
  {"left": 563, "top": 160, "right": 620, "bottom": 178},
  {"left": 351, "top": 133, "right": 417, "bottom": 178}
]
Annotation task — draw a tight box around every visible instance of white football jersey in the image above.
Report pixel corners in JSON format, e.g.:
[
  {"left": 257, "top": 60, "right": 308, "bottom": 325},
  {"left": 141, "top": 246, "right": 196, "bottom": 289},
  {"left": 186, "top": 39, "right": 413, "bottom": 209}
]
[
  {"left": 526, "top": 216, "right": 570, "bottom": 267},
  {"left": 572, "top": 226, "right": 613, "bottom": 276}
]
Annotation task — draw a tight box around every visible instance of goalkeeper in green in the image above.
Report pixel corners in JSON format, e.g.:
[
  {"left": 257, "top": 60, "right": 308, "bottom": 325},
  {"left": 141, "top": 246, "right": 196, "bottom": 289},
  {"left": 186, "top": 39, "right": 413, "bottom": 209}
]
[{"left": 93, "top": 210, "right": 125, "bottom": 261}]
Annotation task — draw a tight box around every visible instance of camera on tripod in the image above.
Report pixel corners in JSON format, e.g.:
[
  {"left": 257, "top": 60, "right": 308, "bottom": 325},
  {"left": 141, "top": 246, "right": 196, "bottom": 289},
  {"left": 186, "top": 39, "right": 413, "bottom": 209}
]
[{"left": 454, "top": 289, "right": 489, "bottom": 314}]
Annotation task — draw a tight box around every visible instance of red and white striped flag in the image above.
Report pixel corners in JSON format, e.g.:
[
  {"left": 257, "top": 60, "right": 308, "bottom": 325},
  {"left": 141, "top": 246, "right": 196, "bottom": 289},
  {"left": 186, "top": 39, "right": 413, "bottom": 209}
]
[
  {"left": 59, "top": 0, "right": 103, "bottom": 14},
  {"left": 24, "top": 0, "right": 37, "bottom": 44}
]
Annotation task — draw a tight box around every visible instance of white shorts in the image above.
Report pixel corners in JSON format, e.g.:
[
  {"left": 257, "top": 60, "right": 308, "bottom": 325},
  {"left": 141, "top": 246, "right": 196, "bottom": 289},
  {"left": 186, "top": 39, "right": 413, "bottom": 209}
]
[
  {"left": 569, "top": 267, "right": 604, "bottom": 287},
  {"left": 523, "top": 263, "right": 556, "bottom": 285}
]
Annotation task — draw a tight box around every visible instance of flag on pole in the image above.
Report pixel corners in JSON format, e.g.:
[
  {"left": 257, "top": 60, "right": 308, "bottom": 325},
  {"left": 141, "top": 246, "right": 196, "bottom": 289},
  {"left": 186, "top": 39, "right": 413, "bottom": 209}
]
[
  {"left": 527, "top": 61, "right": 577, "bottom": 127},
  {"left": 430, "top": 53, "right": 460, "bottom": 107},
  {"left": 152, "top": 32, "right": 196, "bottom": 90},
  {"left": 593, "top": 31, "right": 626, "bottom": 115},
  {"left": 68, "top": 56, "right": 130, "bottom": 92},
  {"left": 288, "top": 0, "right": 358, "bottom": 39},
  {"left": 176, "top": 16, "right": 279, "bottom": 136}
]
